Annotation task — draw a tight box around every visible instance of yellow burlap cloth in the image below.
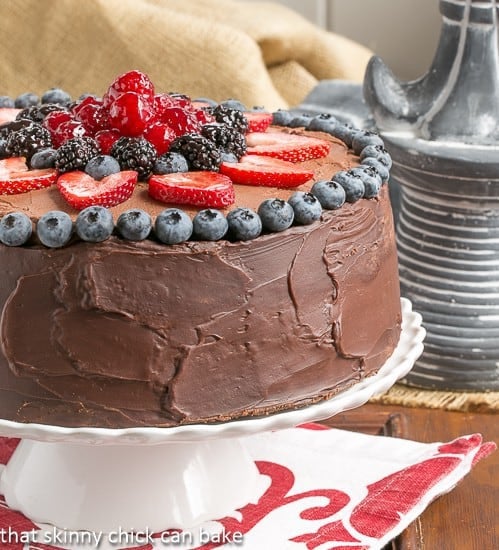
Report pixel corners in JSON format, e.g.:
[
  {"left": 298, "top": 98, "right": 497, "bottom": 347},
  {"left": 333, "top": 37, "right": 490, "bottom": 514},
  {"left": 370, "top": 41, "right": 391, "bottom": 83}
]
[{"left": 0, "top": 0, "right": 372, "bottom": 109}]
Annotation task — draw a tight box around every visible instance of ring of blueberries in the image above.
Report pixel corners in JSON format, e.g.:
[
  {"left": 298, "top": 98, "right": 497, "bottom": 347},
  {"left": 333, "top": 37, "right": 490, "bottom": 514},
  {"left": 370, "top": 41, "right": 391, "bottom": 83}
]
[{"left": 0, "top": 109, "right": 392, "bottom": 248}]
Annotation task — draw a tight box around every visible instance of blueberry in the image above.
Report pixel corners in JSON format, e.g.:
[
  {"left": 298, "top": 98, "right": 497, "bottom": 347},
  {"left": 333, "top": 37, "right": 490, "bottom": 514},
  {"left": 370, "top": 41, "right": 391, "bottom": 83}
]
[
  {"left": 85, "top": 155, "right": 121, "bottom": 180},
  {"left": 221, "top": 99, "right": 247, "bottom": 111},
  {"left": 14, "top": 92, "right": 39, "bottom": 109},
  {"left": 359, "top": 144, "right": 393, "bottom": 170},
  {"left": 349, "top": 166, "right": 382, "bottom": 198},
  {"left": 332, "top": 170, "right": 365, "bottom": 203},
  {"left": 30, "top": 148, "right": 57, "bottom": 169},
  {"left": 227, "top": 207, "right": 262, "bottom": 241},
  {"left": 330, "top": 124, "right": 360, "bottom": 147},
  {"left": 41, "top": 88, "right": 72, "bottom": 106},
  {"left": 258, "top": 198, "right": 294, "bottom": 232},
  {"left": 311, "top": 179, "right": 346, "bottom": 210},
  {"left": 0, "top": 212, "right": 32, "bottom": 246},
  {"left": 153, "top": 152, "right": 189, "bottom": 175},
  {"left": 288, "top": 114, "right": 313, "bottom": 128},
  {"left": 308, "top": 113, "right": 338, "bottom": 133},
  {"left": 361, "top": 157, "right": 390, "bottom": 182},
  {"left": 351, "top": 130, "right": 384, "bottom": 155},
  {"left": 192, "top": 209, "right": 228, "bottom": 241},
  {"left": 75, "top": 206, "right": 114, "bottom": 242},
  {"left": 155, "top": 208, "right": 193, "bottom": 244},
  {"left": 116, "top": 209, "right": 152, "bottom": 241},
  {"left": 0, "top": 96, "right": 15, "bottom": 108},
  {"left": 272, "top": 109, "right": 294, "bottom": 126},
  {"left": 288, "top": 192, "right": 322, "bottom": 225},
  {"left": 37, "top": 211, "right": 73, "bottom": 248},
  {"left": 220, "top": 151, "right": 239, "bottom": 164}
]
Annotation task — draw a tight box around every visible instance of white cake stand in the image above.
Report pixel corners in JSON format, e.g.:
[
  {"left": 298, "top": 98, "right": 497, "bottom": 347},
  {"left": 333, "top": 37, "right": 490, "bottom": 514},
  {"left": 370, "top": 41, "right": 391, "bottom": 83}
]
[{"left": 0, "top": 298, "right": 424, "bottom": 534}]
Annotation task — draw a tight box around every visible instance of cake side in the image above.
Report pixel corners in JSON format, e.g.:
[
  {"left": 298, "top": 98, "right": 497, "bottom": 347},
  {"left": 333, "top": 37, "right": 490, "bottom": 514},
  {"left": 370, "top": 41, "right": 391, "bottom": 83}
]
[{"left": 0, "top": 185, "right": 400, "bottom": 428}]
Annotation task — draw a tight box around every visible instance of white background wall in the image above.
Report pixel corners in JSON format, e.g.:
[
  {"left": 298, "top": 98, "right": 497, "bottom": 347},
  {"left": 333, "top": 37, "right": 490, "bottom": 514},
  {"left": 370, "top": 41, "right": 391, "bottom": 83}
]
[{"left": 241, "top": 0, "right": 442, "bottom": 81}]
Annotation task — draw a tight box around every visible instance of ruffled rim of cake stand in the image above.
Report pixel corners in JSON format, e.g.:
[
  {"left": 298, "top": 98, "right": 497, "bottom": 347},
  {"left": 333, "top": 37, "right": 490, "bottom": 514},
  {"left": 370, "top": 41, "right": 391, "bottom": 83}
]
[{"left": 0, "top": 298, "right": 424, "bottom": 445}]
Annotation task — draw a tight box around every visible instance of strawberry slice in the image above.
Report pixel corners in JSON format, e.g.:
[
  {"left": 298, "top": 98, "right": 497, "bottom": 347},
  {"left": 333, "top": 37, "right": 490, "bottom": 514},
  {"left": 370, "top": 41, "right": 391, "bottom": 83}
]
[
  {"left": 246, "top": 131, "right": 331, "bottom": 162},
  {"left": 57, "top": 170, "right": 137, "bottom": 210},
  {"left": 220, "top": 155, "right": 313, "bottom": 188},
  {"left": 0, "top": 108, "right": 21, "bottom": 125},
  {"left": 0, "top": 157, "right": 57, "bottom": 195},
  {"left": 244, "top": 111, "right": 273, "bottom": 133},
  {"left": 149, "top": 172, "right": 235, "bottom": 208}
]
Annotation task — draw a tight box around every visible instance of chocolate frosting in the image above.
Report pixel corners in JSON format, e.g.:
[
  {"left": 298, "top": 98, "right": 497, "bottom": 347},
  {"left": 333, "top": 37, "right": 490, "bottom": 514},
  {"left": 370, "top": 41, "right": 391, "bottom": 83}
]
[{"left": 0, "top": 130, "right": 402, "bottom": 428}]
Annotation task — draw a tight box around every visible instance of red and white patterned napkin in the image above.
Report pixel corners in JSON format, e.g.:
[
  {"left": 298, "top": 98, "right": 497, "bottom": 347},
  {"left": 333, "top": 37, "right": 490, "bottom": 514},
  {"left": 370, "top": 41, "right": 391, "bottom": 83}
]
[{"left": 0, "top": 425, "right": 495, "bottom": 550}]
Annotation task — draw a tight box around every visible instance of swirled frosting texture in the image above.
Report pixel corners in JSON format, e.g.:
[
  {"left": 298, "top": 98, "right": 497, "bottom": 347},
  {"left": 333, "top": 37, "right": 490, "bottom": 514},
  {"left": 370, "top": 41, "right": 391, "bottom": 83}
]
[{"left": 0, "top": 185, "right": 400, "bottom": 427}]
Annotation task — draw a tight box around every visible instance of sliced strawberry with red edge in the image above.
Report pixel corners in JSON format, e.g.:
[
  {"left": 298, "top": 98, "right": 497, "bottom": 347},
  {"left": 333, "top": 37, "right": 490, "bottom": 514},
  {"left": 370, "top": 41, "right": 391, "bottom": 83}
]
[
  {"left": 0, "top": 108, "right": 22, "bottom": 125},
  {"left": 57, "top": 170, "right": 137, "bottom": 210},
  {"left": 220, "top": 155, "right": 313, "bottom": 188},
  {"left": 0, "top": 157, "right": 57, "bottom": 195},
  {"left": 246, "top": 131, "right": 331, "bottom": 162},
  {"left": 244, "top": 111, "right": 273, "bottom": 133},
  {"left": 149, "top": 172, "right": 235, "bottom": 208}
]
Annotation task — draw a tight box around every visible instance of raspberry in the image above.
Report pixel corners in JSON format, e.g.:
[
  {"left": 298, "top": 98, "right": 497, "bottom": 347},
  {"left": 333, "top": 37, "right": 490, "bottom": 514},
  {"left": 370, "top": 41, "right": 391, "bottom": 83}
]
[
  {"left": 108, "top": 92, "right": 154, "bottom": 137},
  {"left": 72, "top": 96, "right": 109, "bottom": 135},
  {"left": 159, "top": 107, "right": 200, "bottom": 136},
  {"left": 103, "top": 70, "right": 155, "bottom": 107},
  {"left": 143, "top": 122, "right": 177, "bottom": 155}
]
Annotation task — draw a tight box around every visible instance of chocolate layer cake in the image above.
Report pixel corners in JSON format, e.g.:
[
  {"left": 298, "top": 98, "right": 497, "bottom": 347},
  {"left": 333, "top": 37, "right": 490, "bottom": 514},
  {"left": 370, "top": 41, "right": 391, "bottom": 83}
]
[{"left": 0, "top": 72, "right": 401, "bottom": 428}]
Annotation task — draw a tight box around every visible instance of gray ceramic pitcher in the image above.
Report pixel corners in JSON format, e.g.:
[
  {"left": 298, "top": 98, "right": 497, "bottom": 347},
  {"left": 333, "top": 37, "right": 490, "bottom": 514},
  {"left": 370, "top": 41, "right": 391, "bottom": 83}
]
[{"left": 364, "top": 0, "right": 499, "bottom": 390}]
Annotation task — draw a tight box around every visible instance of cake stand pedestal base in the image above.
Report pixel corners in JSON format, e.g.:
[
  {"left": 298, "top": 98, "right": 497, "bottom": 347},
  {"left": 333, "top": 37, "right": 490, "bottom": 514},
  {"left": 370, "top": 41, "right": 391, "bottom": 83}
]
[{"left": 0, "top": 437, "right": 261, "bottom": 532}]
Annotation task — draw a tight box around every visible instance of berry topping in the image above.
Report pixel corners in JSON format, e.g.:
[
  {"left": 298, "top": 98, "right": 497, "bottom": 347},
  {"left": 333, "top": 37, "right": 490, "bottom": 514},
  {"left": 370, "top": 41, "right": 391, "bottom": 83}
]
[
  {"left": 37, "top": 210, "right": 73, "bottom": 248},
  {"left": 288, "top": 191, "right": 322, "bottom": 225},
  {"left": 72, "top": 96, "right": 109, "bottom": 135},
  {"left": 272, "top": 110, "right": 294, "bottom": 126},
  {"left": 57, "top": 170, "right": 137, "bottom": 210},
  {"left": 54, "top": 136, "right": 100, "bottom": 173},
  {"left": 244, "top": 111, "right": 273, "bottom": 133},
  {"left": 0, "top": 97, "right": 15, "bottom": 109},
  {"left": 212, "top": 105, "right": 249, "bottom": 134},
  {"left": 108, "top": 91, "right": 155, "bottom": 137},
  {"left": 110, "top": 136, "right": 157, "bottom": 179},
  {"left": 143, "top": 121, "right": 176, "bottom": 155},
  {"left": 103, "top": 70, "right": 155, "bottom": 107},
  {"left": 153, "top": 152, "right": 189, "bottom": 175},
  {"left": 0, "top": 157, "right": 57, "bottom": 195},
  {"left": 5, "top": 122, "right": 53, "bottom": 161},
  {"left": 51, "top": 120, "right": 88, "bottom": 147},
  {"left": 0, "top": 212, "right": 32, "bottom": 246},
  {"left": 288, "top": 114, "right": 313, "bottom": 128},
  {"left": 350, "top": 166, "right": 382, "bottom": 198},
  {"left": 351, "top": 130, "right": 384, "bottom": 155},
  {"left": 311, "top": 179, "right": 346, "bottom": 210},
  {"left": 155, "top": 208, "right": 193, "bottom": 245},
  {"left": 159, "top": 107, "right": 201, "bottom": 136},
  {"left": 245, "top": 131, "right": 330, "bottom": 162},
  {"left": 149, "top": 171, "right": 235, "bottom": 208},
  {"left": 14, "top": 92, "right": 39, "bottom": 109},
  {"left": 220, "top": 155, "right": 313, "bottom": 188},
  {"left": 75, "top": 205, "right": 114, "bottom": 243},
  {"left": 94, "top": 129, "right": 120, "bottom": 155},
  {"left": 227, "top": 207, "right": 262, "bottom": 241},
  {"left": 192, "top": 209, "right": 228, "bottom": 241},
  {"left": 84, "top": 155, "right": 121, "bottom": 180},
  {"left": 258, "top": 198, "right": 294, "bottom": 232},
  {"left": 220, "top": 99, "right": 246, "bottom": 111},
  {"left": 116, "top": 209, "right": 152, "bottom": 241},
  {"left": 361, "top": 156, "right": 390, "bottom": 182},
  {"left": 359, "top": 144, "right": 393, "bottom": 169},
  {"left": 201, "top": 123, "right": 246, "bottom": 159},
  {"left": 330, "top": 124, "right": 359, "bottom": 148},
  {"left": 308, "top": 113, "right": 339, "bottom": 133},
  {"left": 332, "top": 170, "right": 365, "bottom": 203},
  {"left": 41, "top": 88, "right": 71, "bottom": 106},
  {"left": 30, "top": 148, "right": 57, "bottom": 169},
  {"left": 169, "top": 133, "right": 222, "bottom": 171}
]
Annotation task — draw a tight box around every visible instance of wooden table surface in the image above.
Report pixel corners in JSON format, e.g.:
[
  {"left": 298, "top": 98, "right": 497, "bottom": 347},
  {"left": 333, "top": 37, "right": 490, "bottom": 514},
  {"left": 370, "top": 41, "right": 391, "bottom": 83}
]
[{"left": 322, "top": 403, "right": 498, "bottom": 550}]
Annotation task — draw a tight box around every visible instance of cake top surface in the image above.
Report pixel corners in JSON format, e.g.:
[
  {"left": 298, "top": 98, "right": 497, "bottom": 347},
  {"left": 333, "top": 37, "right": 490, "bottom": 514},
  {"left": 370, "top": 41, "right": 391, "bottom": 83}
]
[{"left": 0, "top": 70, "right": 392, "bottom": 247}]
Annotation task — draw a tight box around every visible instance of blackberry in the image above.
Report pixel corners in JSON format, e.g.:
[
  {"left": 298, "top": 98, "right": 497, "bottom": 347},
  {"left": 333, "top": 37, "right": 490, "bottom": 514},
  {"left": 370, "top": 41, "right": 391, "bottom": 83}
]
[
  {"left": 212, "top": 105, "right": 248, "bottom": 134},
  {"left": 16, "top": 103, "right": 67, "bottom": 124},
  {"left": 110, "top": 136, "right": 157, "bottom": 180},
  {"left": 5, "top": 122, "right": 53, "bottom": 161},
  {"left": 55, "top": 136, "right": 100, "bottom": 173},
  {"left": 169, "top": 133, "right": 221, "bottom": 171},
  {"left": 0, "top": 119, "right": 33, "bottom": 140},
  {"left": 201, "top": 123, "right": 246, "bottom": 159}
]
